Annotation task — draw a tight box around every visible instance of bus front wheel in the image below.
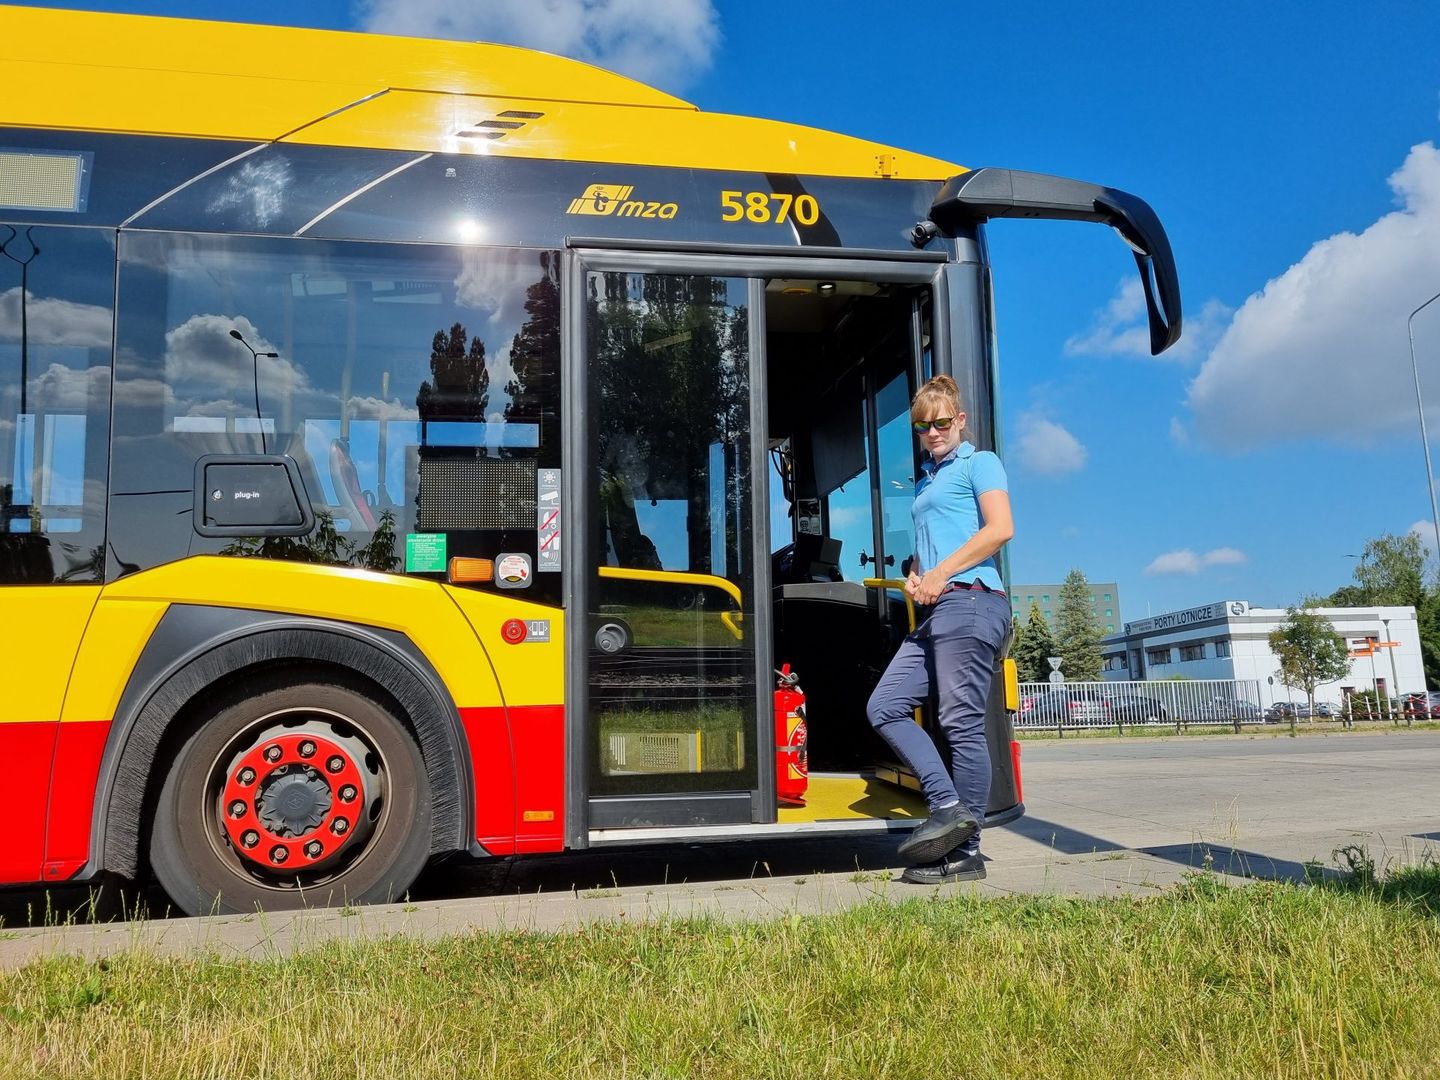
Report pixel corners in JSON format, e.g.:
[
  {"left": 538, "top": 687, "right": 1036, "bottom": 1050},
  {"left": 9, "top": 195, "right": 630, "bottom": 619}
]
[{"left": 149, "top": 674, "right": 432, "bottom": 917}]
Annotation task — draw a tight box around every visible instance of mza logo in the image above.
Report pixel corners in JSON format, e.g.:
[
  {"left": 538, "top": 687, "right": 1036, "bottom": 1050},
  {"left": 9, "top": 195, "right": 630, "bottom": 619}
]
[{"left": 567, "top": 184, "right": 678, "bottom": 220}]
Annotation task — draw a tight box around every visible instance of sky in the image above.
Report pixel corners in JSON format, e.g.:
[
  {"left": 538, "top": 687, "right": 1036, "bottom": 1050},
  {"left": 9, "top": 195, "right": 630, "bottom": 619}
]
[{"left": 11, "top": 0, "right": 1440, "bottom": 623}]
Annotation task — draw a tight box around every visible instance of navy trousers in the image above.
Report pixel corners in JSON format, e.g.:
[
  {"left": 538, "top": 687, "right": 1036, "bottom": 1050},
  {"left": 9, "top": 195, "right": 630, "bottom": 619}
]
[{"left": 866, "top": 589, "right": 1010, "bottom": 856}]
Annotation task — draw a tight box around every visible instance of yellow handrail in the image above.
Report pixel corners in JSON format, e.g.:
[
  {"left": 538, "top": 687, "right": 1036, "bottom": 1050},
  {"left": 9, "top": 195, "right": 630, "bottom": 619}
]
[
  {"left": 862, "top": 577, "right": 916, "bottom": 632},
  {"left": 597, "top": 566, "right": 745, "bottom": 641}
]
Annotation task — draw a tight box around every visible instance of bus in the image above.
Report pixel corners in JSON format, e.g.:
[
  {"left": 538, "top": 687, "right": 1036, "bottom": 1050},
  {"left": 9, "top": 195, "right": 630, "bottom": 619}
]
[{"left": 0, "top": 6, "right": 1182, "bottom": 916}]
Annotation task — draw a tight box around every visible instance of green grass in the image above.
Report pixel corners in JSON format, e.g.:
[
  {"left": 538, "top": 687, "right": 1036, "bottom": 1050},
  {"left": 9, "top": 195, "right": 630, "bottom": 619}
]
[
  {"left": 4, "top": 862, "right": 1440, "bottom": 1078},
  {"left": 1018, "top": 719, "right": 1440, "bottom": 741}
]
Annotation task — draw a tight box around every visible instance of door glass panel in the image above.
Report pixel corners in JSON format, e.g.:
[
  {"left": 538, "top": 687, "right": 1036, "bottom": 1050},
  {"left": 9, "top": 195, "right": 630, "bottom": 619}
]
[
  {"left": 874, "top": 371, "right": 917, "bottom": 574},
  {"left": 586, "top": 270, "right": 757, "bottom": 797}
]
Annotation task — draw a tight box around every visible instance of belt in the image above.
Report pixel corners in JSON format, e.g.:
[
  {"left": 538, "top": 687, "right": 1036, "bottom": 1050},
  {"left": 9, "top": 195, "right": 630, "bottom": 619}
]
[{"left": 941, "top": 580, "right": 1006, "bottom": 599}]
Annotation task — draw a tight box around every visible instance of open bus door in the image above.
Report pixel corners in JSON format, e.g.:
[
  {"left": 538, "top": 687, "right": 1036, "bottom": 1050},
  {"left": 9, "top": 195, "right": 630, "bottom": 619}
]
[{"left": 567, "top": 248, "right": 1020, "bottom": 845}]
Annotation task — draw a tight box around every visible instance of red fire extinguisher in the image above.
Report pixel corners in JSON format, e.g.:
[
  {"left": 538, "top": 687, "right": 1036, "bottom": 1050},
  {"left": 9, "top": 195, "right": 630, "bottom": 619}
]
[{"left": 775, "top": 665, "right": 808, "bottom": 807}]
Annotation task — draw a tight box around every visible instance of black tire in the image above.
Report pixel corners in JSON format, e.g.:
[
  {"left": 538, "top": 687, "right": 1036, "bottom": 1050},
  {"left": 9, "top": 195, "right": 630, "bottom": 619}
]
[{"left": 150, "top": 672, "right": 431, "bottom": 916}]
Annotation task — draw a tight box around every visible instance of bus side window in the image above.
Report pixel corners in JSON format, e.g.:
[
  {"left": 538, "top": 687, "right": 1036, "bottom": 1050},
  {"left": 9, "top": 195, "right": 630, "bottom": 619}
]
[
  {"left": 111, "top": 234, "right": 563, "bottom": 599},
  {"left": 0, "top": 225, "right": 113, "bottom": 585}
]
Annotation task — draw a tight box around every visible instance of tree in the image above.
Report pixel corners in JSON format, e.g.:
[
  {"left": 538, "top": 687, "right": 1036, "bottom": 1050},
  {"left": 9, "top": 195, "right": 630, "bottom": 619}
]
[
  {"left": 1011, "top": 601, "right": 1057, "bottom": 683},
  {"left": 417, "top": 321, "right": 489, "bottom": 425},
  {"left": 1268, "top": 605, "right": 1350, "bottom": 730},
  {"left": 1351, "top": 533, "right": 1426, "bottom": 608},
  {"left": 1055, "top": 568, "right": 1104, "bottom": 682},
  {"left": 1327, "top": 531, "right": 1438, "bottom": 688}
]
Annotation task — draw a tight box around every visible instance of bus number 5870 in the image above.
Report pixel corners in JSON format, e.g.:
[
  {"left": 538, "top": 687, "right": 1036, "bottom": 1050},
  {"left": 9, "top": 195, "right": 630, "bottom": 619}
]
[{"left": 720, "top": 190, "right": 821, "bottom": 226}]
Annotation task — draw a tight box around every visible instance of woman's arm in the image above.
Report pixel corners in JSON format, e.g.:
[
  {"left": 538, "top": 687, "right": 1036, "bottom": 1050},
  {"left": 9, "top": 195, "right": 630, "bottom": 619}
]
[{"left": 907, "top": 489, "right": 1014, "bottom": 605}]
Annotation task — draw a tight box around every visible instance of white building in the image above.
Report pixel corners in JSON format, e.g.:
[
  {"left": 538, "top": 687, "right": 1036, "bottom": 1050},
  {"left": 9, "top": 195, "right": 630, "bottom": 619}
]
[{"left": 1100, "top": 600, "right": 1425, "bottom": 708}]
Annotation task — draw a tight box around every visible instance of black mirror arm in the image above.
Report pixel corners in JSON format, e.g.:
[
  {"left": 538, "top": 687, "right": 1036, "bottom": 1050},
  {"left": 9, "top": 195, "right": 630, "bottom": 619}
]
[{"left": 922, "top": 168, "right": 1183, "bottom": 356}]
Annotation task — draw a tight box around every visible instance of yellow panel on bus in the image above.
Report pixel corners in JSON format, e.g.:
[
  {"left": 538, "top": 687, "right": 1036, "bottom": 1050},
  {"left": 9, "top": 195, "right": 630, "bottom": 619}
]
[
  {"left": 96, "top": 558, "right": 513, "bottom": 710},
  {"left": 0, "top": 587, "right": 100, "bottom": 723},
  {"left": 291, "top": 91, "right": 960, "bottom": 180}
]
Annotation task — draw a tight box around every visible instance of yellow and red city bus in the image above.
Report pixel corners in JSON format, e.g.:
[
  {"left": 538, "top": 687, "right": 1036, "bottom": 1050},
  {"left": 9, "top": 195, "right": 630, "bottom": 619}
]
[{"left": 0, "top": 6, "right": 1182, "bottom": 915}]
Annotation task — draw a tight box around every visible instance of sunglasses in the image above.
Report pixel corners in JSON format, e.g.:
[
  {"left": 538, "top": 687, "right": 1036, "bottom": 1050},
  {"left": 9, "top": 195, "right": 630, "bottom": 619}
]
[{"left": 911, "top": 417, "right": 956, "bottom": 434}]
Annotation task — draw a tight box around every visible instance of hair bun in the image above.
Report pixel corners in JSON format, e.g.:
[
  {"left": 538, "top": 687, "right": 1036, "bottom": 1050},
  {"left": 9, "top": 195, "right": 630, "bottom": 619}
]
[{"left": 923, "top": 374, "right": 960, "bottom": 396}]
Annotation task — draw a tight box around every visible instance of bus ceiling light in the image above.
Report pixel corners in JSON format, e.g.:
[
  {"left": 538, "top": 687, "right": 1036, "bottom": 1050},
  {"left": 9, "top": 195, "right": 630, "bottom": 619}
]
[
  {"left": 448, "top": 556, "right": 494, "bottom": 584},
  {"left": 924, "top": 167, "right": 1184, "bottom": 356},
  {"left": 817, "top": 281, "right": 835, "bottom": 296}
]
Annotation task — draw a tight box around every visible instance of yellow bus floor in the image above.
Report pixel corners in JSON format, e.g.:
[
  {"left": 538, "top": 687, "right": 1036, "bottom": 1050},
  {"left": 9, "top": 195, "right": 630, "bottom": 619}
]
[{"left": 776, "top": 772, "right": 927, "bottom": 823}]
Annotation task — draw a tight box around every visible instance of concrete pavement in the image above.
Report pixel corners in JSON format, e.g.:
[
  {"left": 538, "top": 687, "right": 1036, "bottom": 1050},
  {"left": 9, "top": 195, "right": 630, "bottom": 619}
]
[{"left": 3, "top": 729, "right": 1437, "bottom": 967}]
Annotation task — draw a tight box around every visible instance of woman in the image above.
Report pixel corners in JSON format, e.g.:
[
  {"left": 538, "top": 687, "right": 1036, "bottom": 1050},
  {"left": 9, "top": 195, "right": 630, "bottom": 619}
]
[{"left": 867, "top": 374, "right": 1013, "bottom": 884}]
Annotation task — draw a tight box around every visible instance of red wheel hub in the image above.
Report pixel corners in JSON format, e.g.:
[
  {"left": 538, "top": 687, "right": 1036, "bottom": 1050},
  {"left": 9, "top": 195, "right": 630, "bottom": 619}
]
[{"left": 220, "top": 732, "right": 366, "bottom": 872}]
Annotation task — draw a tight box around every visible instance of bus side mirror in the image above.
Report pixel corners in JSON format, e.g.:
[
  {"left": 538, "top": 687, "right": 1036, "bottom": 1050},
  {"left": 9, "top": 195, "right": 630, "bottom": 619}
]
[{"left": 921, "top": 168, "right": 1183, "bottom": 356}]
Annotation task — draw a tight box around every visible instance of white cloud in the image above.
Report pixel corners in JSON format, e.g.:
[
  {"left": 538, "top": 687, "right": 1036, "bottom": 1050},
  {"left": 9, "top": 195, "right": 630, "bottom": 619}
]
[
  {"left": 357, "top": 0, "right": 721, "bottom": 93},
  {"left": 1064, "top": 278, "right": 1231, "bottom": 362},
  {"left": 1168, "top": 416, "right": 1190, "bottom": 447},
  {"left": 1411, "top": 517, "right": 1439, "bottom": 556},
  {"left": 1144, "top": 547, "right": 1249, "bottom": 576},
  {"left": 0, "top": 288, "right": 111, "bottom": 348},
  {"left": 1203, "top": 547, "right": 1247, "bottom": 567},
  {"left": 1011, "top": 412, "right": 1086, "bottom": 476},
  {"left": 1186, "top": 142, "right": 1440, "bottom": 448}
]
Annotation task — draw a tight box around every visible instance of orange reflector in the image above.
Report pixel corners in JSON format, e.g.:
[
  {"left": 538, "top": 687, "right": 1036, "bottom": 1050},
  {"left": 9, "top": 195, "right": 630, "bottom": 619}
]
[
  {"left": 522, "top": 810, "right": 555, "bottom": 822},
  {"left": 448, "top": 557, "right": 494, "bottom": 584}
]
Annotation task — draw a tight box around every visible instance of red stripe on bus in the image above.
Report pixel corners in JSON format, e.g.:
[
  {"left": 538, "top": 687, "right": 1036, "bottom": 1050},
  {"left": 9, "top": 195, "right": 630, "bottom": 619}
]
[
  {"left": 43, "top": 719, "right": 113, "bottom": 881},
  {"left": 0, "top": 722, "right": 60, "bottom": 884},
  {"left": 458, "top": 704, "right": 565, "bottom": 856}
]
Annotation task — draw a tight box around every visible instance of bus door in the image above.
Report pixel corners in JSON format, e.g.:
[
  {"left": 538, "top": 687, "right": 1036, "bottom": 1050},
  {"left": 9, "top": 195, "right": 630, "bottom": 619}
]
[
  {"left": 567, "top": 251, "right": 948, "bottom": 839},
  {"left": 766, "top": 280, "right": 934, "bottom": 775},
  {"left": 569, "top": 256, "right": 771, "bottom": 834}
]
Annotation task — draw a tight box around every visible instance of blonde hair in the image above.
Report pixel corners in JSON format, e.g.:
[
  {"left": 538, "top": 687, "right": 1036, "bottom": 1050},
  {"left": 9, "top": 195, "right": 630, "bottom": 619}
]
[{"left": 910, "top": 374, "right": 965, "bottom": 428}]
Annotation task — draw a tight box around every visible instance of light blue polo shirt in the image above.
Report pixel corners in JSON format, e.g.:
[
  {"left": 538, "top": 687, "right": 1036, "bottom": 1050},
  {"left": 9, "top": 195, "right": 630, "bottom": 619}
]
[{"left": 913, "top": 441, "right": 1008, "bottom": 592}]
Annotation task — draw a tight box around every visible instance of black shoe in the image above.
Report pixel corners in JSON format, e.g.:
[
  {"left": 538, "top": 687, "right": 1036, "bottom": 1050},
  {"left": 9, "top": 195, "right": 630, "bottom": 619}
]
[
  {"left": 896, "top": 803, "right": 978, "bottom": 865},
  {"left": 900, "top": 852, "right": 987, "bottom": 885}
]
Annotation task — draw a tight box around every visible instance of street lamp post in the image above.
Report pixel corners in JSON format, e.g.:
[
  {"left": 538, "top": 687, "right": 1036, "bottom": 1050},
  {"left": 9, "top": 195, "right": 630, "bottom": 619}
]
[
  {"left": 228, "top": 328, "right": 277, "bottom": 454},
  {"left": 1406, "top": 290, "right": 1440, "bottom": 565},
  {"left": 1382, "top": 615, "right": 1405, "bottom": 728}
]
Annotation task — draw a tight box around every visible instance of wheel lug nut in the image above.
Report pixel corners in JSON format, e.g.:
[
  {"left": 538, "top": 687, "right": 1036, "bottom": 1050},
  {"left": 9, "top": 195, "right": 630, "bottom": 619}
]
[
  {"left": 339, "top": 785, "right": 357, "bottom": 802},
  {"left": 264, "top": 745, "right": 282, "bottom": 762},
  {"left": 270, "top": 845, "right": 289, "bottom": 863},
  {"left": 238, "top": 767, "right": 256, "bottom": 785},
  {"left": 242, "top": 830, "right": 259, "bottom": 848},
  {"left": 305, "top": 841, "right": 323, "bottom": 858},
  {"left": 299, "top": 740, "right": 316, "bottom": 758},
  {"left": 326, "top": 756, "right": 345, "bottom": 774},
  {"left": 228, "top": 800, "right": 247, "bottom": 818},
  {"left": 332, "top": 818, "right": 349, "bottom": 836}
]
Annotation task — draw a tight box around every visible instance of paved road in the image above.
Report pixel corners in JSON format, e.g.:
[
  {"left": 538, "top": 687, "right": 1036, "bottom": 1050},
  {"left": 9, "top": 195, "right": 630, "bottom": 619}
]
[{"left": 4, "top": 730, "right": 1438, "bottom": 965}]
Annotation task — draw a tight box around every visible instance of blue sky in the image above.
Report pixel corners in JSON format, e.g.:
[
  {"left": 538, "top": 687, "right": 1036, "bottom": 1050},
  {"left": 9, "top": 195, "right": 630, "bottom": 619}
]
[{"left": 12, "top": 1, "right": 1440, "bottom": 621}]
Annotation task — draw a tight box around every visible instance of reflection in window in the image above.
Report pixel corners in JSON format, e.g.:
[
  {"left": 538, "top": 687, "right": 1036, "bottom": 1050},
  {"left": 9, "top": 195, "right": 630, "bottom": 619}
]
[
  {"left": 585, "top": 271, "right": 758, "bottom": 797},
  {"left": 0, "top": 224, "right": 113, "bottom": 583},
  {"left": 112, "top": 235, "right": 561, "bottom": 600}
]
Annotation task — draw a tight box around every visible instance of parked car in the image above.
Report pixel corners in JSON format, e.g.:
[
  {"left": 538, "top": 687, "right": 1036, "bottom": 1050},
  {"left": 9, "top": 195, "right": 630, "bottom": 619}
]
[
  {"left": 1187, "top": 696, "right": 1262, "bottom": 723},
  {"left": 1264, "top": 702, "right": 1308, "bottom": 722},
  {"left": 1103, "top": 693, "right": 1169, "bottom": 724},
  {"left": 1401, "top": 691, "right": 1440, "bottom": 720},
  {"left": 1313, "top": 702, "right": 1337, "bottom": 718},
  {"left": 1019, "top": 689, "right": 1109, "bottom": 725}
]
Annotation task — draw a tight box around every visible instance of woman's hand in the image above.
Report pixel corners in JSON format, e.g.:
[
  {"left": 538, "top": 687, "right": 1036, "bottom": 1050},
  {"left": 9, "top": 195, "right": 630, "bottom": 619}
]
[
  {"left": 903, "top": 570, "right": 923, "bottom": 601},
  {"left": 911, "top": 567, "right": 949, "bottom": 605}
]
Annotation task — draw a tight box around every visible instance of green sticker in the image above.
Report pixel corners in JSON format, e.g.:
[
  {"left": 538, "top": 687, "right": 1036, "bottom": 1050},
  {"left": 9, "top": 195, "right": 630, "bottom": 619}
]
[{"left": 405, "top": 533, "right": 447, "bottom": 574}]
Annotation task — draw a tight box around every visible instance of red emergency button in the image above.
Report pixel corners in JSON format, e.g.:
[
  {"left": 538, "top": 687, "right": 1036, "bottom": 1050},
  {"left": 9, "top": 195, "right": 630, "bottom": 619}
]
[{"left": 501, "top": 618, "right": 528, "bottom": 644}]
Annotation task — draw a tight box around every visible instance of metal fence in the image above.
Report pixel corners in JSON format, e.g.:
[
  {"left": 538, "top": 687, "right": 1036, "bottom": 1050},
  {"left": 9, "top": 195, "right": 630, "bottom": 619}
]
[{"left": 1015, "top": 679, "right": 1264, "bottom": 734}]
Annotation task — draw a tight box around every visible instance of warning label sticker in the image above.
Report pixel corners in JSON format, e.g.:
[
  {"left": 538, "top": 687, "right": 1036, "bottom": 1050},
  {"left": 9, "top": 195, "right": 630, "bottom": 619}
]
[
  {"left": 537, "top": 469, "right": 561, "bottom": 572},
  {"left": 496, "top": 552, "right": 532, "bottom": 589}
]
